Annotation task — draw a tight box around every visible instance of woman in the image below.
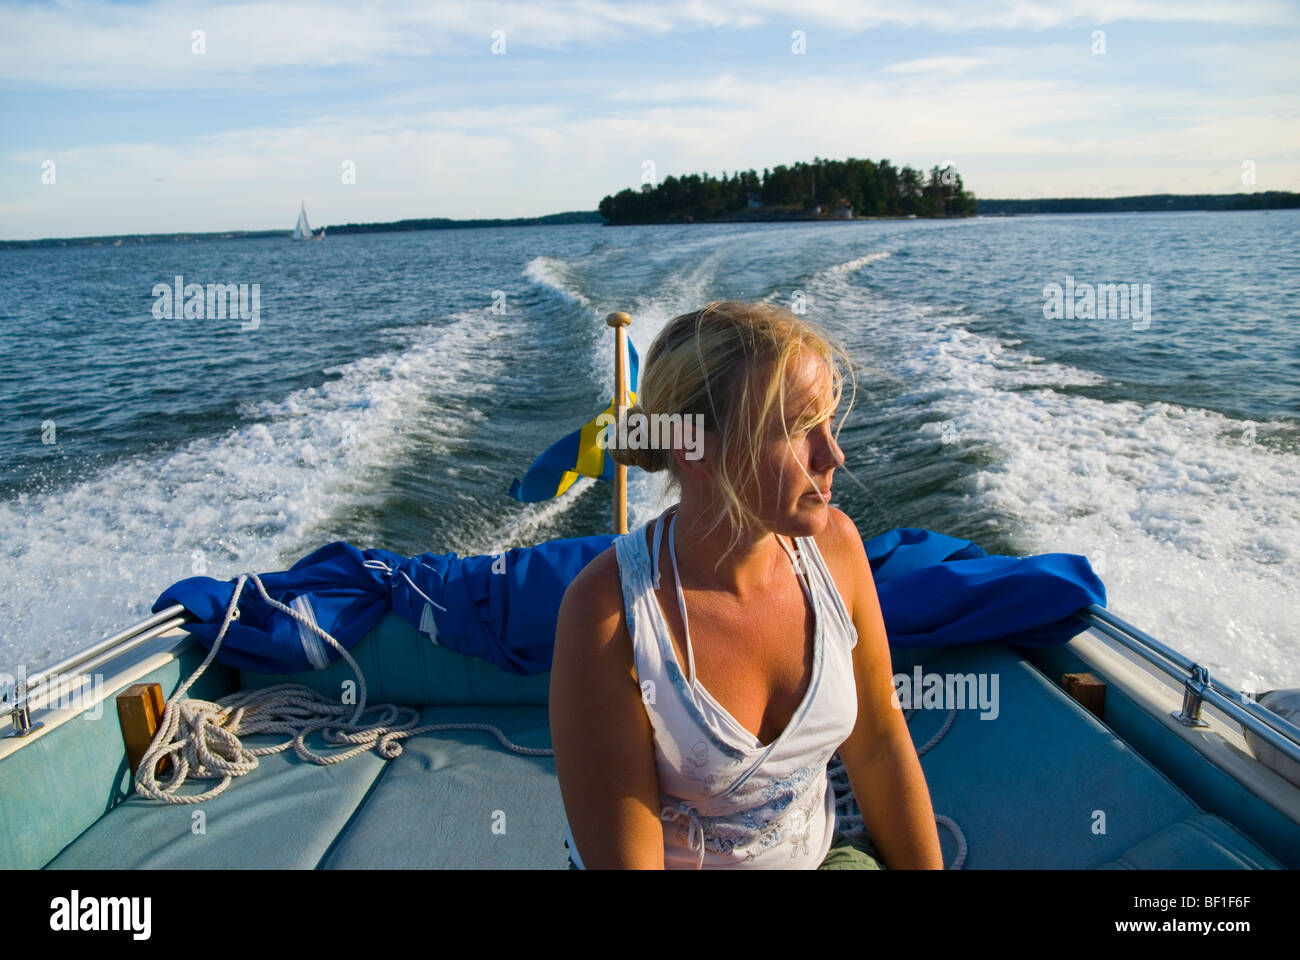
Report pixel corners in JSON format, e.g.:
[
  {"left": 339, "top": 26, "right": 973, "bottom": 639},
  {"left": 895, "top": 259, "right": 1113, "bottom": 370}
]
[{"left": 549, "top": 300, "right": 943, "bottom": 869}]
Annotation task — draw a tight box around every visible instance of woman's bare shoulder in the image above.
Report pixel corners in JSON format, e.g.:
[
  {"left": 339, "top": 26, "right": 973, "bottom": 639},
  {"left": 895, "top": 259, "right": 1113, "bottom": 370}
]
[
  {"left": 556, "top": 543, "right": 636, "bottom": 681},
  {"left": 563, "top": 543, "right": 620, "bottom": 611},
  {"left": 550, "top": 538, "right": 664, "bottom": 868}
]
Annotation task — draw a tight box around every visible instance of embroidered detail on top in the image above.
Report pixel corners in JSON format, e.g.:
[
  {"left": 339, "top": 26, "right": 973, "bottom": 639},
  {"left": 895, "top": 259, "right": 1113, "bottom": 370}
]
[{"left": 787, "top": 793, "right": 822, "bottom": 860}]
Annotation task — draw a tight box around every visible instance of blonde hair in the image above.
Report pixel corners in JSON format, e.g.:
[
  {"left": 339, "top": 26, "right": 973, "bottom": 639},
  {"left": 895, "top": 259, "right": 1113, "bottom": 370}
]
[{"left": 610, "top": 300, "right": 856, "bottom": 561}]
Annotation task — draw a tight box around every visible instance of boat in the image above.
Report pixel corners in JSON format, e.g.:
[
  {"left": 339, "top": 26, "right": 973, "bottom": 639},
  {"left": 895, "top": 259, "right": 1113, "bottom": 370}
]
[
  {"left": 291, "top": 202, "right": 324, "bottom": 241},
  {"left": 5, "top": 591, "right": 1298, "bottom": 871},
  {"left": 3, "top": 316, "right": 1298, "bottom": 873}
]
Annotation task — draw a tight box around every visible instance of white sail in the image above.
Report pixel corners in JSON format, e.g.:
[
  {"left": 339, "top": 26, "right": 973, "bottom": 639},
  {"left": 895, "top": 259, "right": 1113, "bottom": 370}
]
[{"left": 291, "top": 204, "right": 313, "bottom": 240}]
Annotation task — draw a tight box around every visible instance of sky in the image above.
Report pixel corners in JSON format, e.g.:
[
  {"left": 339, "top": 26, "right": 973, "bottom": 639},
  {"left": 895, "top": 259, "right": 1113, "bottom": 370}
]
[{"left": 1, "top": 0, "right": 1298, "bottom": 240}]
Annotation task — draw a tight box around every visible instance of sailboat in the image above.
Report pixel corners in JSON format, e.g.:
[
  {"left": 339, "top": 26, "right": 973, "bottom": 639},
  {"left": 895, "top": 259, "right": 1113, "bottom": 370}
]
[{"left": 291, "top": 202, "right": 324, "bottom": 241}]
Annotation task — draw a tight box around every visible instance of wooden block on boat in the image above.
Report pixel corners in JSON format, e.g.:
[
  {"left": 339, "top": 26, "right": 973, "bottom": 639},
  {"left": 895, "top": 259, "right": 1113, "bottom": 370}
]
[
  {"left": 1062, "top": 672, "right": 1106, "bottom": 719},
  {"left": 116, "top": 683, "right": 170, "bottom": 777}
]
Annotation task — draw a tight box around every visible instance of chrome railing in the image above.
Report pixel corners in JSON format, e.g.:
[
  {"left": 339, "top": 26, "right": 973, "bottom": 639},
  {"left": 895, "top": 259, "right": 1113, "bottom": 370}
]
[
  {"left": 2, "top": 604, "right": 195, "bottom": 738},
  {"left": 1077, "top": 604, "right": 1300, "bottom": 768}
]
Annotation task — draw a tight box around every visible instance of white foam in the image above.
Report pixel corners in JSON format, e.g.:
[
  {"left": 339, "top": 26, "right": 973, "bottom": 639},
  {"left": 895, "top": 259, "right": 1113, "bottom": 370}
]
[
  {"left": 524, "top": 256, "right": 592, "bottom": 310},
  {"left": 840, "top": 292, "right": 1300, "bottom": 691},
  {"left": 816, "top": 250, "right": 892, "bottom": 279},
  {"left": 0, "top": 311, "right": 501, "bottom": 676},
  {"left": 951, "top": 387, "right": 1298, "bottom": 691},
  {"left": 483, "top": 477, "right": 595, "bottom": 554},
  {"left": 483, "top": 465, "right": 671, "bottom": 556}
]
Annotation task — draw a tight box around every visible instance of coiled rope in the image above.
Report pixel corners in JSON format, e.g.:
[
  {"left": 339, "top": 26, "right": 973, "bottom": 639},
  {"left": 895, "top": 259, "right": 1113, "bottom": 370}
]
[
  {"left": 134, "top": 571, "right": 552, "bottom": 805},
  {"left": 827, "top": 706, "right": 968, "bottom": 869}
]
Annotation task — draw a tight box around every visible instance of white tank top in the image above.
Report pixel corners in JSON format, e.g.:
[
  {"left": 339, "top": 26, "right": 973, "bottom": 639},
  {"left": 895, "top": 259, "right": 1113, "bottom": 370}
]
[{"left": 564, "top": 507, "right": 859, "bottom": 869}]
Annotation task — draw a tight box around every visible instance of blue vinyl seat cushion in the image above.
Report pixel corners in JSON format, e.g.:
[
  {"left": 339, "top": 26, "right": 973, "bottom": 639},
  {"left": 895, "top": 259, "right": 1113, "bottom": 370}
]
[
  {"left": 883, "top": 643, "right": 1283, "bottom": 869},
  {"left": 239, "top": 611, "right": 552, "bottom": 707},
  {"left": 45, "top": 732, "right": 390, "bottom": 870},
  {"left": 1096, "top": 814, "right": 1282, "bottom": 869},
  {"left": 318, "top": 705, "right": 562, "bottom": 869},
  {"left": 45, "top": 705, "right": 559, "bottom": 870}
]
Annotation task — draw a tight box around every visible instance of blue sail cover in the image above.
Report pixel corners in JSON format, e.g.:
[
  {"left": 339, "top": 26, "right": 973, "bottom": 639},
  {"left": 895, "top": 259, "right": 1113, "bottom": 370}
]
[
  {"left": 152, "top": 528, "right": 1105, "bottom": 675},
  {"left": 863, "top": 528, "right": 1106, "bottom": 648}
]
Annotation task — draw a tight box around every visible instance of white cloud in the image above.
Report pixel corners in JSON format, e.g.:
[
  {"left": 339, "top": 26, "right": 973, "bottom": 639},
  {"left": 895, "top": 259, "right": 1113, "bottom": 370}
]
[
  {"left": 884, "top": 55, "right": 1002, "bottom": 77},
  {"left": 1, "top": 0, "right": 1295, "bottom": 89}
]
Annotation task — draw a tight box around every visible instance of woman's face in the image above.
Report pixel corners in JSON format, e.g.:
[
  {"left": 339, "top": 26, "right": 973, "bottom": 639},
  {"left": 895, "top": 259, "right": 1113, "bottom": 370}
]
[{"left": 732, "top": 351, "right": 845, "bottom": 537}]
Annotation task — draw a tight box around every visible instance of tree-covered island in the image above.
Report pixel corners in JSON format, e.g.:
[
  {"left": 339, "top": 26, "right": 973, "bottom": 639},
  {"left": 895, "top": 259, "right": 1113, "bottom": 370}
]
[{"left": 598, "top": 156, "right": 977, "bottom": 224}]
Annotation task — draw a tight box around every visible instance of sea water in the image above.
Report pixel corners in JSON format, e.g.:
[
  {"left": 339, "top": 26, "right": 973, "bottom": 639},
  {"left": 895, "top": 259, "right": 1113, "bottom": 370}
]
[{"left": 0, "top": 210, "right": 1296, "bottom": 690}]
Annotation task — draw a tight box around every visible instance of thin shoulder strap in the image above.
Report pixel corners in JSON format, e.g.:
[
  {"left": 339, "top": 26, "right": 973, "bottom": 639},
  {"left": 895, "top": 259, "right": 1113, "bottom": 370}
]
[
  {"left": 650, "top": 509, "right": 667, "bottom": 589},
  {"left": 774, "top": 535, "right": 811, "bottom": 597},
  {"left": 666, "top": 511, "right": 698, "bottom": 686}
]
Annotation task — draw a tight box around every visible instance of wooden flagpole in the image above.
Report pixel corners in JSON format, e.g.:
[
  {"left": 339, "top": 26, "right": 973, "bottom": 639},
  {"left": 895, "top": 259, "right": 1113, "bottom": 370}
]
[{"left": 606, "top": 311, "right": 632, "bottom": 534}]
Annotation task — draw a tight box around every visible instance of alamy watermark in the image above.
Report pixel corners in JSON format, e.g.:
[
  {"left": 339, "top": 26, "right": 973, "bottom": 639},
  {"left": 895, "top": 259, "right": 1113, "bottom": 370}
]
[
  {"left": 1, "top": 666, "right": 105, "bottom": 721},
  {"left": 595, "top": 411, "right": 705, "bottom": 460},
  {"left": 891, "top": 667, "right": 1000, "bottom": 720},
  {"left": 151, "top": 275, "right": 261, "bottom": 330},
  {"left": 50, "top": 891, "right": 151, "bottom": 940},
  {"left": 1043, "top": 275, "right": 1151, "bottom": 330}
]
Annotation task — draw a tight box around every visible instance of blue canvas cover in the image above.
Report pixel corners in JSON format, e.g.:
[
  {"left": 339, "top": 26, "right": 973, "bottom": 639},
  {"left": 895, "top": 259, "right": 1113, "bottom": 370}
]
[
  {"left": 152, "top": 536, "right": 614, "bottom": 676},
  {"left": 863, "top": 529, "right": 1106, "bottom": 647},
  {"left": 152, "top": 528, "right": 1105, "bottom": 675}
]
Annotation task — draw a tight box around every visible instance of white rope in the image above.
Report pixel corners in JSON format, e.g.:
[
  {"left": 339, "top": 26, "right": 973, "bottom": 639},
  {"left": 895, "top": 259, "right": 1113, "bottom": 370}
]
[
  {"left": 827, "top": 706, "right": 968, "bottom": 869},
  {"left": 134, "top": 571, "right": 551, "bottom": 805}
]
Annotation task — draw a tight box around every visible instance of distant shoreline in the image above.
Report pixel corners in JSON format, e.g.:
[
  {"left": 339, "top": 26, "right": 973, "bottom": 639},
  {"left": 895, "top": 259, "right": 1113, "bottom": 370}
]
[
  {"left": 0, "top": 210, "right": 602, "bottom": 250},
  {"left": 2, "top": 193, "right": 1295, "bottom": 249},
  {"left": 977, "top": 192, "right": 1298, "bottom": 216}
]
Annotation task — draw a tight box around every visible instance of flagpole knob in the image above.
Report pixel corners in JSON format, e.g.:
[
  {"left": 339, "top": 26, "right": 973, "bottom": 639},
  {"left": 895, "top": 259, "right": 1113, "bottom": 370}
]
[{"left": 606, "top": 311, "right": 632, "bottom": 328}]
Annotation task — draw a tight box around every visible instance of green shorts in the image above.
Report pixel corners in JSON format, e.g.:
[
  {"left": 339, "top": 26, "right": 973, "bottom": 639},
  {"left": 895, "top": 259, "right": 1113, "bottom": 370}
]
[
  {"left": 817, "top": 830, "right": 885, "bottom": 870},
  {"left": 566, "top": 831, "right": 885, "bottom": 869}
]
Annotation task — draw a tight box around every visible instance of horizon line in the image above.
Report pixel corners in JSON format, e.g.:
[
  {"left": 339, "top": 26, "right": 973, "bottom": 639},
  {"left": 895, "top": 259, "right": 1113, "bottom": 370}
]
[{"left": 3, "top": 192, "right": 1297, "bottom": 245}]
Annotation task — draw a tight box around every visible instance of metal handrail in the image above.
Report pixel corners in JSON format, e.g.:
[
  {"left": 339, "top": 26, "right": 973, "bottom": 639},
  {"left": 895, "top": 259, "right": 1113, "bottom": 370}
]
[
  {"left": 3, "top": 604, "right": 196, "bottom": 737},
  {"left": 1076, "top": 604, "right": 1300, "bottom": 768},
  {"left": 28, "top": 604, "right": 193, "bottom": 689}
]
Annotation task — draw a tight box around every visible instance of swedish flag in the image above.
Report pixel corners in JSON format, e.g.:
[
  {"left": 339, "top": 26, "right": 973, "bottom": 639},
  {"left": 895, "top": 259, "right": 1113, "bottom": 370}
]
[{"left": 507, "top": 339, "right": 640, "bottom": 502}]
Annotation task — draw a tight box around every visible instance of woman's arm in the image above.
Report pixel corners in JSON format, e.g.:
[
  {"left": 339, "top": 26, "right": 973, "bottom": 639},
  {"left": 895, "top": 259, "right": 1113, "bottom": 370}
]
[
  {"left": 827, "top": 508, "right": 945, "bottom": 870},
  {"left": 549, "top": 550, "right": 666, "bottom": 869}
]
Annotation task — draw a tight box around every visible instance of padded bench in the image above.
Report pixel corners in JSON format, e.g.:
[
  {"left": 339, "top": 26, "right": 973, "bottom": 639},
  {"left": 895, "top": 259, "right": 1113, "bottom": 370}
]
[
  {"left": 886, "top": 642, "right": 1282, "bottom": 868},
  {"left": 46, "top": 705, "right": 562, "bottom": 870},
  {"left": 44, "top": 613, "right": 1283, "bottom": 869},
  {"left": 46, "top": 612, "right": 565, "bottom": 870}
]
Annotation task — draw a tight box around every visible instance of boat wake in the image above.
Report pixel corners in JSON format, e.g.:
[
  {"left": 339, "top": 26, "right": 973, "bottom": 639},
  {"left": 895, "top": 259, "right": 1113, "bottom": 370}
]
[
  {"left": 809, "top": 264, "right": 1300, "bottom": 691},
  {"left": 0, "top": 312, "right": 502, "bottom": 679}
]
